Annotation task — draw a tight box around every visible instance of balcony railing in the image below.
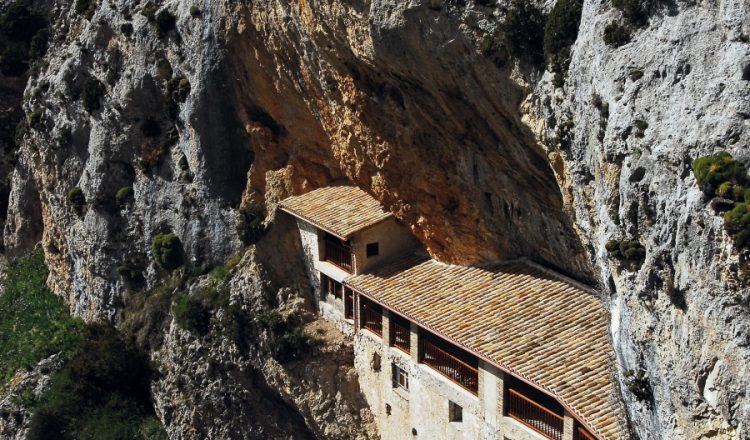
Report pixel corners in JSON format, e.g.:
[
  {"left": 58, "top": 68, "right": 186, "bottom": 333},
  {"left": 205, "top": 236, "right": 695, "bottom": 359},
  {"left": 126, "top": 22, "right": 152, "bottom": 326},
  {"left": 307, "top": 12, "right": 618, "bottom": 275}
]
[
  {"left": 361, "top": 302, "right": 382, "bottom": 336},
  {"left": 506, "top": 389, "right": 564, "bottom": 440},
  {"left": 576, "top": 427, "right": 596, "bottom": 440},
  {"left": 421, "top": 339, "right": 478, "bottom": 394},
  {"left": 324, "top": 238, "right": 353, "bottom": 272},
  {"left": 390, "top": 317, "right": 411, "bottom": 353}
]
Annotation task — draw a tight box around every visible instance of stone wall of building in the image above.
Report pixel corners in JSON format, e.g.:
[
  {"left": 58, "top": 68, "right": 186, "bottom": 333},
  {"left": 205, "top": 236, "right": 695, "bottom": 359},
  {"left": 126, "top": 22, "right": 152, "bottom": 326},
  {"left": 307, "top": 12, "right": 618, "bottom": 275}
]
[{"left": 353, "top": 218, "right": 418, "bottom": 274}]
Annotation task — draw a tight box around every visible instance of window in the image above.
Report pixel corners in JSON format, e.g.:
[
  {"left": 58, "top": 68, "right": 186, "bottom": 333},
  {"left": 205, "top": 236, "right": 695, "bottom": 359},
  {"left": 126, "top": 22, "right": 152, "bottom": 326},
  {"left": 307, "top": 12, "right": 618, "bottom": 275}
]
[
  {"left": 321, "top": 274, "right": 342, "bottom": 299},
  {"left": 449, "top": 401, "right": 463, "bottom": 423},
  {"left": 392, "top": 364, "right": 409, "bottom": 391},
  {"left": 366, "top": 242, "right": 379, "bottom": 257},
  {"left": 371, "top": 353, "right": 381, "bottom": 372}
]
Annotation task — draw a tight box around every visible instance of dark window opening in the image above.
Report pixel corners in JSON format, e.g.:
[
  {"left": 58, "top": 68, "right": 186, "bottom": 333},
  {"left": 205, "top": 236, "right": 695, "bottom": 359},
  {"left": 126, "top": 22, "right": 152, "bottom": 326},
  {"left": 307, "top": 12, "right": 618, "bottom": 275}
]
[
  {"left": 366, "top": 242, "right": 379, "bottom": 257},
  {"left": 449, "top": 401, "right": 463, "bottom": 423},
  {"left": 393, "top": 364, "right": 409, "bottom": 391},
  {"left": 321, "top": 274, "right": 343, "bottom": 299}
]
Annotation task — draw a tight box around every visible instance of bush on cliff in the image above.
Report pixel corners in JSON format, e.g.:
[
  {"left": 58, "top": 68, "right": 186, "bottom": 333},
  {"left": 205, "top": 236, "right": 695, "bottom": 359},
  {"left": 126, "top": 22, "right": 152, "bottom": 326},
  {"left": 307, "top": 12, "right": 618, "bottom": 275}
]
[
  {"left": 692, "top": 151, "right": 748, "bottom": 198},
  {"left": 151, "top": 232, "right": 182, "bottom": 270},
  {"left": 66, "top": 186, "right": 86, "bottom": 214},
  {"left": 26, "top": 325, "right": 167, "bottom": 440},
  {"left": 172, "top": 293, "right": 211, "bottom": 336},
  {"left": 544, "top": 0, "right": 583, "bottom": 83},
  {"left": 480, "top": 0, "right": 545, "bottom": 67},
  {"left": 0, "top": 251, "right": 85, "bottom": 384},
  {"left": 605, "top": 239, "right": 646, "bottom": 266}
]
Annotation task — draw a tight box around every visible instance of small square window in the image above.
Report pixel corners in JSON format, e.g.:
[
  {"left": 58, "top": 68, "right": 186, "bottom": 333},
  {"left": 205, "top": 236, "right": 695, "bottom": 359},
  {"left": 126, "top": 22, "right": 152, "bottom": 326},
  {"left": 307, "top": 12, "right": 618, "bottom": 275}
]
[
  {"left": 449, "top": 401, "right": 463, "bottom": 423},
  {"left": 366, "top": 242, "right": 379, "bottom": 257},
  {"left": 392, "top": 364, "right": 409, "bottom": 391}
]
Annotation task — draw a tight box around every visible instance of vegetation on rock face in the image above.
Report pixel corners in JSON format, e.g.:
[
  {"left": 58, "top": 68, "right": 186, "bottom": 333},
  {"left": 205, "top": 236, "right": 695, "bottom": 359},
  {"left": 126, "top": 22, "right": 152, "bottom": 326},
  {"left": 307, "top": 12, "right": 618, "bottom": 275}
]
[
  {"left": 692, "top": 152, "right": 750, "bottom": 276},
  {"left": 66, "top": 186, "right": 86, "bottom": 214},
  {"left": 151, "top": 232, "right": 182, "bottom": 270},
  {"left": 0, "top": 251, "right": 85, "bottom": 384},
  {"left": 172, "top": 293, "right": 211, "bottom": 335},
  {"left": 115, "top": 185, "right": 134, "bottom": 208},
  {"left": 624, "top": 369, "right": 653, "bottom": 404},
  {"left": 480, "top": 0, "right": 545, "bottom": 68},
  {"left": 0, "top": 1, "right": 49, "bottom": 77},
  {"left": 544, "top": 0, "right": 584, "bottom": 85},
  {"left": 237, "top": 206, "right": 266, "bottom": 245},
  {"left": 256, "top": 310, "right": 319, "bottom": 363},
  {"left": 0, "top": 251, "right": 168, "bottom": 438},
  {"left": 26, "top": 325, "right": 166, "bottom": 440},
  {"left": 606, "top": 239, "right": 646, "bottom": 266}
]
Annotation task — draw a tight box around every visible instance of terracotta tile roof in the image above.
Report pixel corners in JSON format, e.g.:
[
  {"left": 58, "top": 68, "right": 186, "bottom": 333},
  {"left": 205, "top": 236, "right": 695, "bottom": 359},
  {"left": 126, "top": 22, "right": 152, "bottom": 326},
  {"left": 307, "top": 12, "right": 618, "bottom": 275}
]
[
  {"left": 345, "top": 255, "right": 626, "bottom": 440},
  {"left": 279, "top": 186, "right": 392, "bottom": 239}
]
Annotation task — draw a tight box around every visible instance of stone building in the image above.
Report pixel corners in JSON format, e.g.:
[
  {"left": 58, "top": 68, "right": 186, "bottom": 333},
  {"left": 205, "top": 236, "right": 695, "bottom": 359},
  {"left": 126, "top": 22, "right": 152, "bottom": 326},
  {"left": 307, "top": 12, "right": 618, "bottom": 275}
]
[{"left": 280, "top": 186, "right": 626, "bottom": 440}]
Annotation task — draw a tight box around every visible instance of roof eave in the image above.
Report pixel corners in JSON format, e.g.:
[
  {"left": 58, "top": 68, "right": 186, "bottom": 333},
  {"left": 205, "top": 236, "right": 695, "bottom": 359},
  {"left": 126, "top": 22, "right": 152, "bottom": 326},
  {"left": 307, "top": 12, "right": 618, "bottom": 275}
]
[{"left": 344, "top": 280, "right": 618, "bottom": 440}]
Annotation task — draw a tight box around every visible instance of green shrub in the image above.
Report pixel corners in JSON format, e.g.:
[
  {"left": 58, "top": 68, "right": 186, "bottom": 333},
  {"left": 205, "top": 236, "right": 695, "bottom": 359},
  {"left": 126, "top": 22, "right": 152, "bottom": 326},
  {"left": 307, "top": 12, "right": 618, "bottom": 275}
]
[
  {"left": 80, "top": 78, "right": 105, "bottom": 113},
  {"left": 172, "top": 294, "right": 211, "bottom": 335},
  {"left": 724, "top": 203, "right": 750, "bottom": 250},
  {"left": 256, "top": 311, "right": 318, "bottom": 363},
  {"left": 189, "top": 6, "right": 201, "bottom": 17},
  {"left": 543, "top": 0, "right": 583, "bottom": 74},
  {"left": 480, "top": 0, "right": 545, "bottom": 67},
  {"left": 155, "top": 9, "right": 176, "bottom": 37},
  {"left": 118, "top": 275, "right": 178, "bottom": 351},
  {"left": 0, "top": 251, "right": 85, "bottom": 384},
  {"left": 67, "top": 187, "right": 86, "bottom": 214},
  {"left": 237, "top": 206, "right": 266, "bottom": 245},
  {"left": 26, "top": 325, "right": 166, "bottom": 440},
  {"left": 623, "top": 369, "right": 652, "bottom": 403},
  {"left": 606, "top": 239, "right": 646, "bottom": 265},
  {"left": 115, "top": 186, "right": 134, "bottom": 208},
  {"left": 165, "top": 76, "right": 191, "bottom": 103},
  {"left": 151, "top": 232, "right": 182, "bottom": 270},
  {"left": 692, "top": 152, "right": 748, "bottom": 197},
  {"left": 603, "top": 21, "right": 631, "bottom": 47}
]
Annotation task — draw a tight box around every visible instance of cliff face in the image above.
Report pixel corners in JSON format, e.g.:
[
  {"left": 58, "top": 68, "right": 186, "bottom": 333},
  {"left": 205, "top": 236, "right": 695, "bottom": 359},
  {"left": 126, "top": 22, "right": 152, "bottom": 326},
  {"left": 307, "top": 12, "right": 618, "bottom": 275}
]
[
  {"left": 534, "top": 1, "right": 750, "bottom": 438},
  {"left": 1, "top": 0, "right": 749, "bottom": 438}
]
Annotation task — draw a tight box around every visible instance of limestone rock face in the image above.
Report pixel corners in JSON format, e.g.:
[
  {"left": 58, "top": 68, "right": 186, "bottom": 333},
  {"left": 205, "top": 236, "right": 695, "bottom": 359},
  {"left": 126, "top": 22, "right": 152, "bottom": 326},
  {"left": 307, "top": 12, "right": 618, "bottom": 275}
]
[
  {"left": 532, "top": 1, "right": 750, "bottom": 438},
  {"left": 2, "top": 0, "right": 750, "bottom": 438}
]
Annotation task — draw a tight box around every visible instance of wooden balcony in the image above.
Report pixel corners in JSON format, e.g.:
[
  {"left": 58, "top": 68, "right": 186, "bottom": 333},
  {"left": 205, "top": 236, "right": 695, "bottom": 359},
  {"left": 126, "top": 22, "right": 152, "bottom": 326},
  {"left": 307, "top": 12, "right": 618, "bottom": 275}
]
[
  {"left": 421, "top": 338, "right": 478, "bottom": 394},
  {"left": 360, "top": 300, "right": 382, "bottom": 336},
  {"left": 324, "top": 236, "right": 353, "bottom": 272},
  {"left": 506, "top": 388, "right": 564, "bottom": 440},
  {"left": 390, "top": 316, "right": 411, "bottom": 353}
]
